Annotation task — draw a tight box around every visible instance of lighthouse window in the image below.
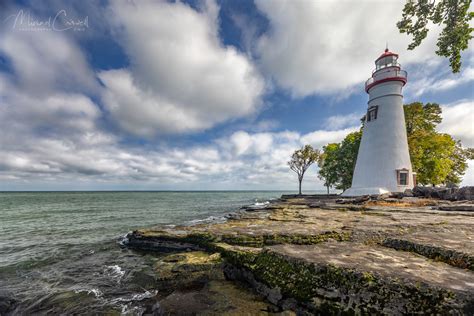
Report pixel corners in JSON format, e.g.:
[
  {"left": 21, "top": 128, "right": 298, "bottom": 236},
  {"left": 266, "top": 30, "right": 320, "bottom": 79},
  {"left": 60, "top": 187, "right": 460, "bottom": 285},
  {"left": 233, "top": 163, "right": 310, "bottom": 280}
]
[
  {"left": 367, "top": 106, "right": 378, "bottom": 122},
  {"left": 397, "top": 169, "right": 409, "bottom": 186}
]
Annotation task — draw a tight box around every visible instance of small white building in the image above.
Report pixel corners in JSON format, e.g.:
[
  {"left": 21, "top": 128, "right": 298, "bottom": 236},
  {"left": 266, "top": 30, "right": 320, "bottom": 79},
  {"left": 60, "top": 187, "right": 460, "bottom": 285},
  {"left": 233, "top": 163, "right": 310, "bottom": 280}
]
[{"left": 343, "top": 49, "right": 414, "bottom": 196}]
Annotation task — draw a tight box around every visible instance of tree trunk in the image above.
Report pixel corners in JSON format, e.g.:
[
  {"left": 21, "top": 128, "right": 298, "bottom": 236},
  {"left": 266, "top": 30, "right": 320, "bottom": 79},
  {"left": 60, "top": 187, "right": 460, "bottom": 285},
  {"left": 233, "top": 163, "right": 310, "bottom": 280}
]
[
  {"left": 298, "top": 179, "right": 302, "bottom": 195},
  {"left": 326, "top": 184, "right": 329, "bottom": 195}
]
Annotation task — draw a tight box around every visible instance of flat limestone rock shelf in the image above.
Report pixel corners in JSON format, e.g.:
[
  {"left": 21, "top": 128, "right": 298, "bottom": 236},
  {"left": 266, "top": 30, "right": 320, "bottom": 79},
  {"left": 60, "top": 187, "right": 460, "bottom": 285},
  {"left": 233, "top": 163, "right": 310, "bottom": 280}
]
[
  {"left": 268, "top": 243, "right": 474, "bottom": 292},
  {"left": 125, "top": 195, "right": 474, "bottom": 315}
]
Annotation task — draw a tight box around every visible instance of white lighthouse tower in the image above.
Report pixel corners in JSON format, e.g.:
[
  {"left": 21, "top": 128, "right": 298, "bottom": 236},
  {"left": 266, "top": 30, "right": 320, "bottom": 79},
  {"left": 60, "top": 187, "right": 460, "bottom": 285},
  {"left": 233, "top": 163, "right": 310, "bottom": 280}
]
[{"left": 343, "top": 49, "right": 414, "bottom": 196}]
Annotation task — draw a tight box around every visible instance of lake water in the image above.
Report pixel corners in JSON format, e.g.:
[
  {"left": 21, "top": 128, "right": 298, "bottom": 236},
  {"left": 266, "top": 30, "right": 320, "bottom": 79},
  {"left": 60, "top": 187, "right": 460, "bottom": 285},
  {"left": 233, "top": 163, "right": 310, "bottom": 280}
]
[{"left": 0, "top": 191, "right": 296, "bottom": 314}]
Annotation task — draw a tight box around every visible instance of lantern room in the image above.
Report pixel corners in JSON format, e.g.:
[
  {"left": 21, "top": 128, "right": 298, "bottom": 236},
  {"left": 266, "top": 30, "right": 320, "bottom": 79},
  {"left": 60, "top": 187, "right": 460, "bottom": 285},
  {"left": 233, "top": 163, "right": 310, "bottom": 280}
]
[
  {"left": 375, "top": 49, "right": 400, "bottom": 71},
  {"left": 365, "top": 48, "right": 407, "bottom": 93}
]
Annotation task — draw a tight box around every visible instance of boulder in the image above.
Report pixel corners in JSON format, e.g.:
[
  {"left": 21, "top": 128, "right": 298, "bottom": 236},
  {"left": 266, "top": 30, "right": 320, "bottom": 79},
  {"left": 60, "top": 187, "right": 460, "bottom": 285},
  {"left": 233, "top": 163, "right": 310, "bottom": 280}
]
[
  {"left": 453, "top": 186, "right": 474, "bottom": 201},
  {"left": 389, "top": 192, "right": 405, "bottom": 199},
  {"left": 336, "top": 195, "right": 370, "bottom": 204},
  {"left": 412, "top": 186, "right": 459, "bottom": 200},
  {"left": 373, "top": 193, "right": 391, "bottom": 200},
  {"left": 412, "top": 186, "right": 431, "bottom": 198}
]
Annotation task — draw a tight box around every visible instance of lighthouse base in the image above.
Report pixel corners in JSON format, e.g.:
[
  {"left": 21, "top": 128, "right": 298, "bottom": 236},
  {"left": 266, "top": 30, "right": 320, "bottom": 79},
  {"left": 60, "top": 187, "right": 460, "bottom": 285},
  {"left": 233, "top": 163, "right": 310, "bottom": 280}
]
[{"left": 342, "top": 187, "right": 390, "bottom": 197}]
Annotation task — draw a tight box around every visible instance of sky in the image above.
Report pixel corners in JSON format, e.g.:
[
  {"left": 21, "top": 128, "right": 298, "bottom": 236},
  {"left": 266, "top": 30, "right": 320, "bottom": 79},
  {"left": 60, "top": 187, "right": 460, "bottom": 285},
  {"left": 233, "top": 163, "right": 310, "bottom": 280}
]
[{"left": 0, "top": 0, "right": 473, "bottom": 191}]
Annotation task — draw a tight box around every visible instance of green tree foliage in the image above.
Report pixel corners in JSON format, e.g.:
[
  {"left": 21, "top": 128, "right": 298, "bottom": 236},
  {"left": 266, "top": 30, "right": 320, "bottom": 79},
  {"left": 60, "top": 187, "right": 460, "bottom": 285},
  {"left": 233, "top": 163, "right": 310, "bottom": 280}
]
[
  {"left": 317, "top": 132, "right": 362, "bottom": 192},
  {"left": 317, "top": 143, "right": 340, "bottom": 194},
  {"left": 404, "top": 102, "right": 442, "bottom": 134},
  {"left": 336, "top": 132, "right": 362, "bottom": 190},
  {"left": 288, "top": 145, "right": 320, "bottom": 195},
  {"left": 397, "top": 0, "right": 473, "bottom": 73},
  {"left": 318, "top": 102, "right": 472, "bottom": 190},
  {"left": 411, "top": 132, "right": 456, "bottom": 185},
  {"left": 404, "top": 102, "right": 471, "bottom": 185}
]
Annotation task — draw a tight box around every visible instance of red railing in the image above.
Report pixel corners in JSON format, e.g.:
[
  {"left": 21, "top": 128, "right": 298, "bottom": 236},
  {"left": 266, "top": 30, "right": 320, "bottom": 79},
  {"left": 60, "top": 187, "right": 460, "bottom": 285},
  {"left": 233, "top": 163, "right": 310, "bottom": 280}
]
[{"left": 365, "top": 70, "right": 407, "bottom": 92}]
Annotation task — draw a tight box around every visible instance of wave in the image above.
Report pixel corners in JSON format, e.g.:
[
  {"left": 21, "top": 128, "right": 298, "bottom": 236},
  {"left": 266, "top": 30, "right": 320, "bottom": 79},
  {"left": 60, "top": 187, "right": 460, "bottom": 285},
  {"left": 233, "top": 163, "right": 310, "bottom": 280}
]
[
  {"left": 253, "top": 200, "right": 270, "bottom": 206},
  {"left": 117, "top": 232, "right": 130, "bottom": 246},
  {"left": 186, "top": 215, "right": 228, "bottom": 226},
  {"left": 108, "top": 289, "right": 157, "bottom": 303},
  {"left": 104, "top": 265, "right": 125, "bottom": 282},
  {"left": 108, "top": 289, "right": 158, "bottom": 314},
  {"left": 73, "top": 288, "right": 103, "bottom": 298}
]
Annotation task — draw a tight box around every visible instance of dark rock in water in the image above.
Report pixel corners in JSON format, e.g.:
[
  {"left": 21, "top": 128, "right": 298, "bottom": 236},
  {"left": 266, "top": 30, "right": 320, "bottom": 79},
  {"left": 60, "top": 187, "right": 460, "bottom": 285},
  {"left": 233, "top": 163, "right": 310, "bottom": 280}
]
[
  {"left": 280, "top": 194, "right": 303, "bottom": 199},
  {"left": 240, "top": 205, "right": 267, "bottom": 212},
  {"left": 156, "top": 279, "right": 274, "bottom": 315},
  {"left": 125, "top": 231, "right": 203, "bottom": 252},
  {"left": 129, "top": 269, "right": 159, "bottom": 289},
  {"left": 0, "top": 292, "right": 17, "bottom": 315},
  {"left": 225, "top": 212, "right": 241, "bottom": 220}
]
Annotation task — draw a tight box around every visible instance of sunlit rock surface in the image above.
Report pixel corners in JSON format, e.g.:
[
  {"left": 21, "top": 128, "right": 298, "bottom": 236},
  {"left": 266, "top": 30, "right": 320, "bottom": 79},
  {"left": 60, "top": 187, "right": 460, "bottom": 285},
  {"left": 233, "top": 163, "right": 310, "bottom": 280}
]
[{"left": 126, "top": 194, "right": 474, "bottom": 314}]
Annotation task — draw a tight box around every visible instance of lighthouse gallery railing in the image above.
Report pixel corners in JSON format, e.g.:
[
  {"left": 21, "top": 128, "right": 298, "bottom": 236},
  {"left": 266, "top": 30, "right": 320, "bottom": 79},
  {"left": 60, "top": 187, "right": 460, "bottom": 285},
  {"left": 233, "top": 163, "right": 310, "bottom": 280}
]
[{"left": 365, "top": 69, "right": 407, "bottom": 90}]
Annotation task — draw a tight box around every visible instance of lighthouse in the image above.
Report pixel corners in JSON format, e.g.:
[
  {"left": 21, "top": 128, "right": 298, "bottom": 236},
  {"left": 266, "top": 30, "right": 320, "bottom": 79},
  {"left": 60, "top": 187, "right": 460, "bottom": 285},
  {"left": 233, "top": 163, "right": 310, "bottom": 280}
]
[{"left": 343, "top": 49, "right": 414, "bottom": 196}]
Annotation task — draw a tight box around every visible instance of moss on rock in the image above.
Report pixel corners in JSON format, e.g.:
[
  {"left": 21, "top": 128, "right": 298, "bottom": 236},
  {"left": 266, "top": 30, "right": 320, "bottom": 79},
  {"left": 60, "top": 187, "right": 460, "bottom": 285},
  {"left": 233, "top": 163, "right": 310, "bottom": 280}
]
[
  {"left": 223, "top": 249, "right": 472, "bottom": 314},
  {"left": 154, "top": 251, "right": 224, "bottom": 293},
  {"left": 222, "top": 231, "right": 352, "bottom": 247},
  {"left": 382, "top": 238, "right": 474, "bottom": 271}
]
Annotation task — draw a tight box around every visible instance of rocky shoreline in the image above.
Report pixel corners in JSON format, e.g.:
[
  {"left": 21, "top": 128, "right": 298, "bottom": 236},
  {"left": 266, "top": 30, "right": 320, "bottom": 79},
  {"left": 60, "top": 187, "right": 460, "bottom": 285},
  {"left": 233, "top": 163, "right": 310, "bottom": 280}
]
[{"left": 124, "top": 190, "right": 474, "bottom": 315}]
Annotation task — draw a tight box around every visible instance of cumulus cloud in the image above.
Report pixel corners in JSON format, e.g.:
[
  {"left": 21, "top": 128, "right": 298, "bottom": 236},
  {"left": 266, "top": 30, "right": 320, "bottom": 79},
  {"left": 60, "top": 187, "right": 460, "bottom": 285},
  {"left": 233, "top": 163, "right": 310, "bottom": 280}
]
[
  {"left": 254, "top": 0, "right": 441, "bottom": 97},
  {"left": 0, "top": 91, "right": 355, "bottom": 190},
  {"left": 324, "top": 113, "right": 363, "bottom": 130},
  {"left": 0, "top": 27, "right": 98, "bottom": 95},
  {"left": 0, "top": 9, "right": 112, "bottom": 181},
  {"left": 438, "top": 100, "right": 474, "bottom": 147},
  {"left": 100, "top": 0, "right": 265, "bottom": 136},
  {"left": 301, "top": 127, "right": 360, "bottom": 149},
  {"left": 407, "top": 66, "right": 474, "bottom": 97}
]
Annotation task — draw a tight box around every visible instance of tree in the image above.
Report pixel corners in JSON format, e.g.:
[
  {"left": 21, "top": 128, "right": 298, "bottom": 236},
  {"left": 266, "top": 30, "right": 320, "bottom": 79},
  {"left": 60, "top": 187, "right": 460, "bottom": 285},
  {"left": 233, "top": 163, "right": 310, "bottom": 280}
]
[
  {"left": 411, "top": 132, "right": 456, "bottom": 185},
  {"left": 450, "top": 147, "right": 474, "bottom": 184},
  {"left": 317, "top": 143, "right": 340, "bottom": 194},
  {"left": 317, "top": 131, "right": 362, "bottom": 192},
  {"left": 404, "top": 102, "right": 442, "bottom": 134},
  {"left": 397, "top": 0, "right": 473, "bottom": 73},
  {"left": 335, "top": 131, "right": 362, "bottom": 191},
  {"left": 288, "top": 145, "right": 320, "bottom": 195},
  {"left": 404, "top": 102, "right": 471, "bottom": 185}
]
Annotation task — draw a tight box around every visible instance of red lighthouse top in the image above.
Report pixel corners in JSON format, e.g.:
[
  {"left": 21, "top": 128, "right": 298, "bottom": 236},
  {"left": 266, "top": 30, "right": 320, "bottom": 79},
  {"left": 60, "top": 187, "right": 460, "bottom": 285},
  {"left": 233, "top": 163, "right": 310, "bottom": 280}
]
[
  {"left": 365, "top": 48, "right": 407, "bottom": 93},
  {"left": 375, "top": 48, "right": 399, "bottom": 63}
]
